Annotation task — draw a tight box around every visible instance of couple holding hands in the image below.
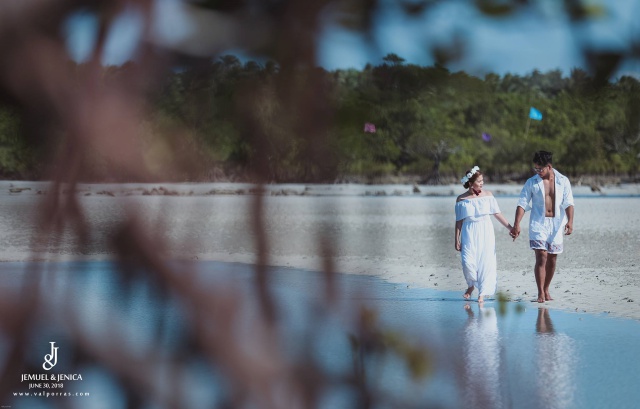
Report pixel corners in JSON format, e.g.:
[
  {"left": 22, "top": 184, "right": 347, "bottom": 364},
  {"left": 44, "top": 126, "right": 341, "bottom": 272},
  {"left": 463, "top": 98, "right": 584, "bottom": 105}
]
[{"left": 454, "top": 151, "right": 575, "bottom": 303}]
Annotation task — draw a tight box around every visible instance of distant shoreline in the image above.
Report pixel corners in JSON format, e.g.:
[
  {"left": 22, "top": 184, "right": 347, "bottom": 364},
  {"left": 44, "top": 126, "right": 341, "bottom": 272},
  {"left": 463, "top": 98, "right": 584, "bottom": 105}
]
[
  {"left": 1, "top": 173, "right": 639, "bottom": 187},
  {"left": 2, "top": 179, "right": 640, "bottom": 199}
]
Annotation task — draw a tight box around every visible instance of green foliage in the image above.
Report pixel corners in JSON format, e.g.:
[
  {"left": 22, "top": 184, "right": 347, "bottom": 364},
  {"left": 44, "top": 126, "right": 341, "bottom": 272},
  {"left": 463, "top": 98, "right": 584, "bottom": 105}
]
[
  {"left": 0, "top": 107, "right": 36, "bottom": 178},
  {"left": 2, "top": 56, "right": 640, "bottom": 182}
]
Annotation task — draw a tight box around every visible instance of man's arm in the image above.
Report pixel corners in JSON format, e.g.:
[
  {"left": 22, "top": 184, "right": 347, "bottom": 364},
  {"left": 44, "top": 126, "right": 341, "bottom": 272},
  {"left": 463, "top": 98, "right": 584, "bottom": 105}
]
[
  {"left": 510, "top": 206, "right": 525, "bottom": 241},
  {"left": 562, "top": 178, "right": 575, "bottom": 235},
  {"left": 511, "top": 180, "right": 532, "bottom": 241},
  {"left": 564, "top": 205, "right": 574, "bottom": 235}
]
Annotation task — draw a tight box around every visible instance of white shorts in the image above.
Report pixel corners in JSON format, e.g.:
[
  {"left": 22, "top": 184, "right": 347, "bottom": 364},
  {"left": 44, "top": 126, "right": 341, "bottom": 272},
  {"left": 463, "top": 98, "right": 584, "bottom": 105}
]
[{"left": 529, "top": 217, "right": 563, "bottom": 254}]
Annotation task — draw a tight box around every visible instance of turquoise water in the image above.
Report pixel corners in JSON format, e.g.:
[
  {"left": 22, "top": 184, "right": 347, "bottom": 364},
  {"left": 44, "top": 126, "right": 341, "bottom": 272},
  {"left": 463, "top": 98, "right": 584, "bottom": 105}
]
[{"left": 3, "top": 260, "right": 640, "bottom": 409}]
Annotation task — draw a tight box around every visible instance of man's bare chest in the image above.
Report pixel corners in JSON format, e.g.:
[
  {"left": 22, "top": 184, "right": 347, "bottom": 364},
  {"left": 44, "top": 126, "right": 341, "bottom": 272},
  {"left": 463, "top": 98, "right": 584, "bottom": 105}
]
[{"left": 542, "top": 179, "right": 556, "bottom": 198}]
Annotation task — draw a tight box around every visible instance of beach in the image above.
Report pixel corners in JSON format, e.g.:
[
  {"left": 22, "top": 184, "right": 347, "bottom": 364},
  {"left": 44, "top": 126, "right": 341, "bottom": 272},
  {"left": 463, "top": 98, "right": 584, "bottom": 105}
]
[{"left": 1, "top": 180, "right": 639, "bottom": 320}]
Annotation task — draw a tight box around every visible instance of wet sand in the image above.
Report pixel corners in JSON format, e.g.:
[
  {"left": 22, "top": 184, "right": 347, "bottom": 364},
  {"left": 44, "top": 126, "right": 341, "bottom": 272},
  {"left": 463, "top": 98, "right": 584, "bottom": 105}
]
[{"left": 1, "top": 180, "right": 639, "bottom": 320}]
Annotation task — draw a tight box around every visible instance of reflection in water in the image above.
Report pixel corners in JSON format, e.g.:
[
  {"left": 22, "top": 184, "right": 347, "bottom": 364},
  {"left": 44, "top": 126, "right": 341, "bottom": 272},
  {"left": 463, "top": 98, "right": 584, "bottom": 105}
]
[
  {"left": 535, "top": 308, "right": 576, "bottom": 409},
  {"left": 461, "top": 304, "right": 503, "bottom": 408}
]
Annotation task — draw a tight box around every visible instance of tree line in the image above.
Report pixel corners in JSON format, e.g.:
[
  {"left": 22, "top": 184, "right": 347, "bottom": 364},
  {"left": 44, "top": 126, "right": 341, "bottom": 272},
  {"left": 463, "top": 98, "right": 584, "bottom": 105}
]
[{"left": 1, "top": 53, "right": 639, "bottom": 183}]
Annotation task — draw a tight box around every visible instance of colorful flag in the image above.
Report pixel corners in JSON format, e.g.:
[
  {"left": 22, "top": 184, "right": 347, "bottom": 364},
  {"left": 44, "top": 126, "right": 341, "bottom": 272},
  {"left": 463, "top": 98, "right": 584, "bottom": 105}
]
[
  {"left": 529, "top": 107, "right": 543, "bottom": 121},
  {"left": 364, "top": 122, "right": 376, "bottom": 133},
  {"left": 481, "top": 132, "right": 491, "bottom": 142}
]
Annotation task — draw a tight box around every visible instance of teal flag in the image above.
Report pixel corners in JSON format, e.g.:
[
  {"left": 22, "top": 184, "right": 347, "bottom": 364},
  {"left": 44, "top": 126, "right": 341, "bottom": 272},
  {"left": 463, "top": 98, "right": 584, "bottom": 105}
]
[{"left": 529, "top": 107, "right": 543, "bottom": 121}]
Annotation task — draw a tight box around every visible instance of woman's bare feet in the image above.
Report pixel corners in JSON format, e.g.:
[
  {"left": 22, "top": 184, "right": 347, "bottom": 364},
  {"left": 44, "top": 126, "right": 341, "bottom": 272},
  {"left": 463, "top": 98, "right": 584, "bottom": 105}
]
[
  {"left": 463, "top": 286, "right": 474, "bottom": 299},
  {"left": 478, "top": 295, "right": 484, "bottom": 303},
  {"left": 544, "top": 291, "right": 553, "bottom": 301},
  {"left": 537, "top": 293, "right": 545, "bottom": 303}
]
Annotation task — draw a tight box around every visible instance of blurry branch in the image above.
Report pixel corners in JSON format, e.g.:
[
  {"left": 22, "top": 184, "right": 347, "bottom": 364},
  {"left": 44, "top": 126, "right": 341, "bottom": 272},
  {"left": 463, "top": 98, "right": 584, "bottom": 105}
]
[
  {"left": 0, "top": 0, "right": 639, "bottom": 407},
  {"left": 0, "top": 289, "right": 39, "bottom": 400},
  {"left": 0, "top": 0, "right": 410, "bottom": 407},
  {"left": 2, "top": 2, "right": 640, "bottom": 182}
]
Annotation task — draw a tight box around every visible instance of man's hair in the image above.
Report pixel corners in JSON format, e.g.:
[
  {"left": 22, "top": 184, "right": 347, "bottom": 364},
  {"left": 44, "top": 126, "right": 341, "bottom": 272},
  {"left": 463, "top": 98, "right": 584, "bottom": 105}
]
[{"left": 533, "top": 151, "right": 553, "bottom": 166}]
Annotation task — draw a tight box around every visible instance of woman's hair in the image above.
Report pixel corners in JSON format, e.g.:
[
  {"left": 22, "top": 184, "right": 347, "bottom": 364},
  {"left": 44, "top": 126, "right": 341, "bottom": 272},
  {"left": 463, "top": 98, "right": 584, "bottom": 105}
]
[{"left": 463, "top": 169, "right": 482, "bottom": 189}]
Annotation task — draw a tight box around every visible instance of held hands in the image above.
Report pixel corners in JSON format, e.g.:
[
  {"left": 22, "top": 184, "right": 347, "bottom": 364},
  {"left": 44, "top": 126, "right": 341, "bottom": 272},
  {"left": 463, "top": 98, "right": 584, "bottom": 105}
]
[
  {"left": 509, "top": 224, "right": 520, "bottom": 241},
  {"left": 455, "top": 241, "right": 461, "bottom": 252}
]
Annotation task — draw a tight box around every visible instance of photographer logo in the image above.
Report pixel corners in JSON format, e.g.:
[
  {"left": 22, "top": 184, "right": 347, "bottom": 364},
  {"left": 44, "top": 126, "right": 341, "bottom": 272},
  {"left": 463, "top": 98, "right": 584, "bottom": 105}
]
[{"left": 42, "top": 342, "right": 58, "bottom": 371}]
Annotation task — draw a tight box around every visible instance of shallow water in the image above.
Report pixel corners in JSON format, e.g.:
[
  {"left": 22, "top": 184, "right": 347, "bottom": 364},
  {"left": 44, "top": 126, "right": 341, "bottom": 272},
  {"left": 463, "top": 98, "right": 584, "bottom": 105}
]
[{"left": 3, "top": 260, "right": 639, "bottom": 409}]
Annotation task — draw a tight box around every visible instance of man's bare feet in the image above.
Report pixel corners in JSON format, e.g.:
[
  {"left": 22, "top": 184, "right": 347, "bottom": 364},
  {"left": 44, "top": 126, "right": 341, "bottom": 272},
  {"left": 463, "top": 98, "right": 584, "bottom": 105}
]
[
  {"left": 544, "top": 291, "right": 554, "bottom": 301},
  {"left": 478, "top": 295, "right": 484, "bottom": 303},
  {"left": 537, "top": 294, "right": 545, "bottom": 303},
  {"left": 463, "top": 287, "right": 474, "bottom": 299}
]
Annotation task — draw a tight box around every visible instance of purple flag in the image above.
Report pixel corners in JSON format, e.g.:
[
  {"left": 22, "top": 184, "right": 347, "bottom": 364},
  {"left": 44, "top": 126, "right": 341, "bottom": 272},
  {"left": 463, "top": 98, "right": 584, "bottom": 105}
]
[
  {"left": 364, "top": 122, "right": 376, "bottom": 133},
  {"left": 482, "top": 132, "right": 491, "bottom": 142}
]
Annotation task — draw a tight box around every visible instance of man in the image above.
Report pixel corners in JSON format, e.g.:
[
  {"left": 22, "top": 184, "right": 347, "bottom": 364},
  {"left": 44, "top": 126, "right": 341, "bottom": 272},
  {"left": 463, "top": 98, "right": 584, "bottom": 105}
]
[{"left": 510, "top": 151, "right": 575, "bottom": 303}]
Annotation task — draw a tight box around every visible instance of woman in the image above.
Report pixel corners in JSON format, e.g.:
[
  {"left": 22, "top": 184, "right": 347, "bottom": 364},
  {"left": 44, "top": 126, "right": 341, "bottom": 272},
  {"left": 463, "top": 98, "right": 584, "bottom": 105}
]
[{"left": 454, "top": 166, "right": 511, "bottom": 302}]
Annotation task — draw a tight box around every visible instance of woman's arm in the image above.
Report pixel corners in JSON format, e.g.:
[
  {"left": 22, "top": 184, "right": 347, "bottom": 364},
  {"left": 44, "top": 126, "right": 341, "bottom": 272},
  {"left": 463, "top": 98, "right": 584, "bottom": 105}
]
[
  {"left": 493, "top": 212, "right": 512, "bottom": 231},
  {"left": 455, "top": 219, "right": 463, "bottom": 251}
]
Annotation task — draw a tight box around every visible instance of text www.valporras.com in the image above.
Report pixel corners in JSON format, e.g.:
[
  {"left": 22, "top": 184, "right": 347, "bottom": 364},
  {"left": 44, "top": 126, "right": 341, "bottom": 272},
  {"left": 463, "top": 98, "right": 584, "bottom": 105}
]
[{"left": 13, "top": 392, "right": 90, "bottom": 398}]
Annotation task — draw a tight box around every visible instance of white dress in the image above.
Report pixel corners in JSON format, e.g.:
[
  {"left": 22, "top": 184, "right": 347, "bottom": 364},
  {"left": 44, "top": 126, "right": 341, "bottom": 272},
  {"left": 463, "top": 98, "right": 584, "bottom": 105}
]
[{"left": 455, "top": 196, "right": 500, "bottom": 296}]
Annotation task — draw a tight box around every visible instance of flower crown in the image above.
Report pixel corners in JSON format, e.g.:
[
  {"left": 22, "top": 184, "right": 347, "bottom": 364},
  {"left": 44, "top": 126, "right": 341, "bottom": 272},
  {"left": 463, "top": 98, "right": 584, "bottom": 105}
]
[{"left": 460, "top": 166, "right": 480, "bottom": 185}]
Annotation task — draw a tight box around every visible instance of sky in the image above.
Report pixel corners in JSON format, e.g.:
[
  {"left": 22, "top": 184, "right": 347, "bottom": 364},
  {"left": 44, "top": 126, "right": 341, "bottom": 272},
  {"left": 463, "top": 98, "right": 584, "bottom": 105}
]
[{"left": 63, "top": 0, "right": 640, "bottom": 78}]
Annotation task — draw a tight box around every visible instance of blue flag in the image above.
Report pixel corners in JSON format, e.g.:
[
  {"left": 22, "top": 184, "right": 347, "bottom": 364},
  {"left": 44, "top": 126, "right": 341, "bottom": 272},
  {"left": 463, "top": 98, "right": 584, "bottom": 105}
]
[{"left": 529, "top": 107, "right": 543, "bottom": 121}]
